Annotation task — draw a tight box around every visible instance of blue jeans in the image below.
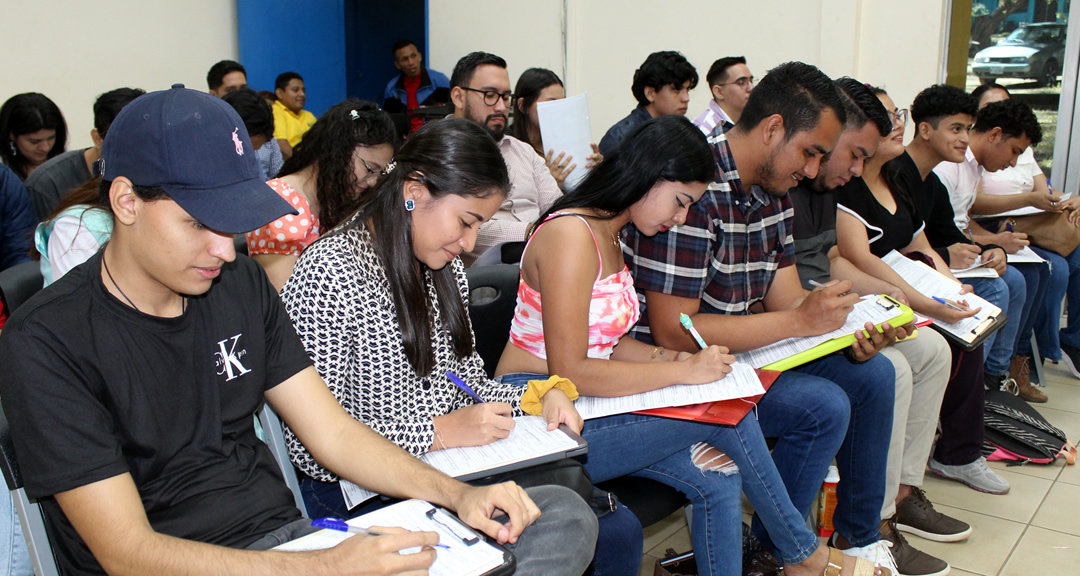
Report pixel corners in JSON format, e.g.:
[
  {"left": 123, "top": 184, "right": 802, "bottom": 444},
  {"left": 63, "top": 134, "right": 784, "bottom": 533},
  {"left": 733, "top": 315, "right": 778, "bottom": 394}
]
[
  {"left": 1, "top": 492, "right": 33, "bottom": 575},
  {"left": 1031, "top": 246, "right": 1080, "bottom": 355},
  {"left": 754, "top": 354, "right": 894, "bottom": 550},
  {"left": 1011, "top": 261, "right": 1048, "bottom": 357},
  {"left": 500, "top": 372, "right": 821, "bottom": 571},
  {"left": 969, "top": 267, "right": 1025, "bottom": 375}
]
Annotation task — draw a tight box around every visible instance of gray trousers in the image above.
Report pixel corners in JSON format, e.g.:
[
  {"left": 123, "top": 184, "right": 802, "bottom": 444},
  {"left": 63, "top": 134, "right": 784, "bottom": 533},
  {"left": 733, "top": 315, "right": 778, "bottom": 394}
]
[
  {"left": 247, "top": 485, "right": 598, "bottom": 576},
  {"left": 879, "top": 329, "right": 952, "bottom": 519}
]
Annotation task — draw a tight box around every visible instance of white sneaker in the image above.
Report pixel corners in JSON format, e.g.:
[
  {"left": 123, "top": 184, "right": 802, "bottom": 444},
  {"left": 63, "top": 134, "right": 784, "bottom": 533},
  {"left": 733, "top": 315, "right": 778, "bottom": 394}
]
[{"left": 840, "top": 539, "right": 899, "bottom": 576}]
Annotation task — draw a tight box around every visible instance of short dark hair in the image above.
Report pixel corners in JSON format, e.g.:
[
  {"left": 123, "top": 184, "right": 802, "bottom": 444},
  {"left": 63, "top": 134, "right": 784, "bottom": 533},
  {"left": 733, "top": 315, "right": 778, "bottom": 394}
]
[
  {"left": 93, "top": 88, "right": 145, "bottom": 140},
  {"left": 221, "top": 88, "right": 274, "bottom": 140},
  {"left": 974, "top": 98, "right": 1042, "bottom": 146},
  {"left": 970, "top": 82, "right": 1011, "bottom": 103},
  {"left": 735, "top": 61, "right": 846, "bottom": 140},
  {"left": 450, "top": 52, "right": 507, "bottom": 89},
  {"left": 391, "top": 38, "right": 417, "bottom": 55},
  {"left": 706, "top": 56, "right": 747, "bottom": 88},
  {"left": 834, "top": 78, "right": 891, "bottom": 137},
  {"left": 910, "top": 84, "right": 977, "bottom": 129},
  {"left": 631, "top": 51, "right": 699, "bottom": 107},
  {"left": 275, "top": 72, "right": 303, "bottom": 91},
  {"left": 206, "top": 60, "right": 246, "bottom": 91}
]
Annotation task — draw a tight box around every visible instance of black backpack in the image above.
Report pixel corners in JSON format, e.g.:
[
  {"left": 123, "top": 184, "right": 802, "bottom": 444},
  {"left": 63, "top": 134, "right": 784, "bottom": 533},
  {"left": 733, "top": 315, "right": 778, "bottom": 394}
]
[{"left": 983, "top": 388, "right": 1075, "bottom": 465}]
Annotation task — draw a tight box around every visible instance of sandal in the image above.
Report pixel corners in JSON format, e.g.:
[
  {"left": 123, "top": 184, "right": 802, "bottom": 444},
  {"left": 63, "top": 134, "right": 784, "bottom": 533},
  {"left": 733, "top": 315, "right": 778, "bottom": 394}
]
[{"left": 823, "top": 547, "right": 892, "bottom": 576}]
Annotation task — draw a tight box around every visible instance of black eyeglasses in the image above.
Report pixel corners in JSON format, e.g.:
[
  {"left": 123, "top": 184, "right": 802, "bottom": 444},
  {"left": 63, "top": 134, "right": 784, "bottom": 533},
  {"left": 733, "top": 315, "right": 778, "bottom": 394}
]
[
  {"left": 462, "top": 87, "right": 513, "bottom": 106},
  {"left": 718, "top": 76, "right": 754, "bottom": 88},
  {"left": 353, "top": 151, "right": 381, "bottom": 183}
]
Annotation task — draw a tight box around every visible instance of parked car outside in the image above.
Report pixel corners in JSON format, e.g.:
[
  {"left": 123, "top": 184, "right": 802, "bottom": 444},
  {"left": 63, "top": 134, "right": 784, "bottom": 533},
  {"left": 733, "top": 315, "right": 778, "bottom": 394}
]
[{"left": 972, "top": 22, "right": 1067, "bottom": 87}]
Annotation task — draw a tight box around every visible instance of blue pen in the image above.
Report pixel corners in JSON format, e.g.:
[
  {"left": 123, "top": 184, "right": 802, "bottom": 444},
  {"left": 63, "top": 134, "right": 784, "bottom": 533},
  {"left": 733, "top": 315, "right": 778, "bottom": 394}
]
[
  {"left": 1006, "top": 221, "right": 1015, "bottom": 233},
  {"left": 312, "top": 518, "right": 450, "bottom": 549},
  {"left": 679, "top": 313, "right": 709, "bottom": 350},
  {"left": 446, "top": 371, "right": 485, "bottom": 403},
  {"left": 932, "top": 296, "right": 965, "bottom": 312}
]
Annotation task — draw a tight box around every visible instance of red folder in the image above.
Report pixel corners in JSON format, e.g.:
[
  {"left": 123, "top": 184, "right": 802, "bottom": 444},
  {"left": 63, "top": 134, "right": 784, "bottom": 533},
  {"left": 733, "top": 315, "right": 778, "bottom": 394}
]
[{"left": 632, "top": 369, "right": 781, "bottom": 425}]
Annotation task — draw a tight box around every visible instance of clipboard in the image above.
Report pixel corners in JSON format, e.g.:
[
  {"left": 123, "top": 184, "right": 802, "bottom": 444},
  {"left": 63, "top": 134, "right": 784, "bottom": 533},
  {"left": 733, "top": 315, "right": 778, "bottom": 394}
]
[
  {"left": 452, "top": 424, "right": 587, "bottom": 482},
  {"left": 275, "top": 499, "right": 516, "bottom": 576},
  {"left": 634, "top": 370, "right": 781, "bottom": 425},
  {"left": 930, "top": 311, "right": 1007, "bottom": 352},
  {"left": 758, "top": 295, "right": 915, "bottom": 372}
]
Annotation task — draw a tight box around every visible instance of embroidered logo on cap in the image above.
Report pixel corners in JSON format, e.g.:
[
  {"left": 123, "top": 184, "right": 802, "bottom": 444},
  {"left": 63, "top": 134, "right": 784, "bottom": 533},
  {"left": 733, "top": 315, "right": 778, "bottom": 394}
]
[{"left": 232, "top": 128, "right": 244, "bottom": 156}]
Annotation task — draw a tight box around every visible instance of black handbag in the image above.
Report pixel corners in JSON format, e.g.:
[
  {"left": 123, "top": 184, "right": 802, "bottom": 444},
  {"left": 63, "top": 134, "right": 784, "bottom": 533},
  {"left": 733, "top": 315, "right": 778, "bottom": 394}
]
[{"left": 468, "top": 458, "right": 618, "bottom": 518}]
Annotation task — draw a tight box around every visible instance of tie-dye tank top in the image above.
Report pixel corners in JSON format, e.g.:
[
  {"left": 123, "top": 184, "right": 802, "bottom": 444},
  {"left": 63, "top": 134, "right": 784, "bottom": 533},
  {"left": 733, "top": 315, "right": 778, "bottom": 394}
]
[{"left": 509, "top": 213, "right": 641, "bottom": 360}]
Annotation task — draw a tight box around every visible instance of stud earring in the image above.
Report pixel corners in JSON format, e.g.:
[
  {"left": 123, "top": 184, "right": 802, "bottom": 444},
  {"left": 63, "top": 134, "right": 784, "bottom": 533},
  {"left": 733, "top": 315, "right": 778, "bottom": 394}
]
[{"left": 404, "top": 198, "right": 415, "bottom": 212}]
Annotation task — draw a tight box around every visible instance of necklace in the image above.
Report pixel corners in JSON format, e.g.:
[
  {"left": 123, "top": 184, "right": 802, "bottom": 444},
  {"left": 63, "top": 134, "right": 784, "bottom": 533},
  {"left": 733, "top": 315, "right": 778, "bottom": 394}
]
[
  {"left": 610, "top": 231, "right": 620, "bottom": 249},
  {"left": 102, "top": 254, "right": 186, "bottom": 315}
]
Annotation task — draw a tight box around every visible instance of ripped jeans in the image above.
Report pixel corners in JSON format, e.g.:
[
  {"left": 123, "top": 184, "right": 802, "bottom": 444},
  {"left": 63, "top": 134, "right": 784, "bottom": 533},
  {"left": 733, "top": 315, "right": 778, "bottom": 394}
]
[{"left": 498, "top": 372, "right": 820, "bottom": 573}]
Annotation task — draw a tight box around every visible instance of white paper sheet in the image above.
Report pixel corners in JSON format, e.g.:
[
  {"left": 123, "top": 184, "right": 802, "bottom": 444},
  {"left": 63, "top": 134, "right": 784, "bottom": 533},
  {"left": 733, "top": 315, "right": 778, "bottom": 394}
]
[
  {"left": 340, "top": 416, "right": 582, "bottom": 508},
  {"left": 1007, "top": 246, "right": 1047, "bottom": 264},
  {"left": 734, "top": 295, "right": 906, "bottom": 368},
  {"left": 949, "top": 253, "right": 1000, "bottom": 278},
  {"left": 881, "top": 250, "right": 1001, "bottom": 342},
  {"left": 974, "top": 193, "right": 1073, "bottom": 218},
  {"left": 276, "top": 499, "right": 506, "bottom": 576},
  {"left": 537, "top": 93, "right": 593, "bottom": 190},
  {"left": 573, "top": 362, "right": 764, "bottom": 420}
]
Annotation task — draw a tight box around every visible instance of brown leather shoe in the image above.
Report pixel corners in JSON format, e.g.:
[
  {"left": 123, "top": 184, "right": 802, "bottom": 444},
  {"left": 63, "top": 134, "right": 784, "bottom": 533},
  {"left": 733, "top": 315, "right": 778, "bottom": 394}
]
[{"left": 1010, "top": 356, "right": 1048, "bottom": 402}]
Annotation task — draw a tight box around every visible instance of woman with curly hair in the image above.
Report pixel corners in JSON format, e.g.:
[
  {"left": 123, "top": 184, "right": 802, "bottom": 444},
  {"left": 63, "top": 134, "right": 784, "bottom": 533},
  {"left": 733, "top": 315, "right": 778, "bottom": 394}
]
[{"left": 246, "top": 99, "right": 397, "bottom": 290}]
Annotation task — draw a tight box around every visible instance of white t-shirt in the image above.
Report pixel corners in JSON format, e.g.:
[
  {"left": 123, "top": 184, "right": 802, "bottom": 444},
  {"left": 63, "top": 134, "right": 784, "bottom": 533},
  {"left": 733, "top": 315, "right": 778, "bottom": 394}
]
[
  {"left": 933, "top": 148, "right": 982, "bottom": 233},
  {"left": 980, "top": 147, "right": 1041, "bottom": 196}
]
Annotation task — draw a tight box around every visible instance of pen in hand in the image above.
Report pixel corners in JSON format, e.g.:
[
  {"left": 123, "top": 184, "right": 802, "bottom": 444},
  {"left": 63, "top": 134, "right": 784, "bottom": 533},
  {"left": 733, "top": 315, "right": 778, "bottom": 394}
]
[
  {"left": 932, "top": 296, "right": 967, "bottom": 312},
  {"left": 446, "top": 371, "right": 485, "bottom": 403},
  {"left": 679, "top": 313, "right": 709, "bottom": 350},
  {"left": 311, "top": 518, "right": 451, "bottom": 549}
]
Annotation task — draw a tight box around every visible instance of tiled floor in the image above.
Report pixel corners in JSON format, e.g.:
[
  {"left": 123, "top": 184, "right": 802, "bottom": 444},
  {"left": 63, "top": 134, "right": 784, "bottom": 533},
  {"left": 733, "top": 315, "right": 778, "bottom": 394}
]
[{"left": 638, "top": 359, "right": 1080, "bottom": 576}]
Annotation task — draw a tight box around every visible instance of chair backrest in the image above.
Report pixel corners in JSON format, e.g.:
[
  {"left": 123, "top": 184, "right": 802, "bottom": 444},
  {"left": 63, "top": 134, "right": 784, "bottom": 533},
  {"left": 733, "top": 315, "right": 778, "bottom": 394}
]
[
  {"left": 465, "top": 264, "right": 520, "bottom": 379},
  {"left": 257, "top": 403, "right": 308, "bottom": 517},
  {"left": 0, "top": 408, "right": 60, "bottom": 575},
  {"left": 0, "top": 261, "right": 44, "bottom": 314}
]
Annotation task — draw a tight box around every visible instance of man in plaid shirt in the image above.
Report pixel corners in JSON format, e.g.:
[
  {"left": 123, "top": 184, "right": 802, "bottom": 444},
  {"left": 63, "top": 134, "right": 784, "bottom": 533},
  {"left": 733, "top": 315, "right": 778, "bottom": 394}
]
[{"left": 626, "top": 62, "right": 899, "bottom": 571}]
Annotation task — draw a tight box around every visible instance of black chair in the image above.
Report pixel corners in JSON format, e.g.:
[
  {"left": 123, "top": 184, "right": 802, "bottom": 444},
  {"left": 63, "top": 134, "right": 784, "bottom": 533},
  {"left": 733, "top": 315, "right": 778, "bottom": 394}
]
[
  {"left": 0, "top": 408, "right": 60, "bottom": 575},
  {"left": 0, "top": 261, "right": 44, "bottom": 314},
  {"left": 465, "top": 264, "right": 689, "bottom": 527}
]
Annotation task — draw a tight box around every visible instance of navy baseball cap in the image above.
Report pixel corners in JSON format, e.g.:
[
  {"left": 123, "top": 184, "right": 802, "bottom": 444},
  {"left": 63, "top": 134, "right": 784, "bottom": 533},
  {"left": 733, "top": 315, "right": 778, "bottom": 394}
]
[{"left": 101, "top": 84, "right": 296, "bottom": 234}]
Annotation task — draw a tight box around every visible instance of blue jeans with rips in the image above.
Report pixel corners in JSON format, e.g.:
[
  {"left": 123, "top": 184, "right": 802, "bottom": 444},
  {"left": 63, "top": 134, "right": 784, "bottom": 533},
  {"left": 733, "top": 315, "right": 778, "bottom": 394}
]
[
  {"left": 968, "top": 267, "right": 1025, "bottom": 376},
  {"left": 499, "top": 372, "right": 826, "bottom": 574},
  {"left": 751, "top": 354, "right": 894, "bottom": 551}
]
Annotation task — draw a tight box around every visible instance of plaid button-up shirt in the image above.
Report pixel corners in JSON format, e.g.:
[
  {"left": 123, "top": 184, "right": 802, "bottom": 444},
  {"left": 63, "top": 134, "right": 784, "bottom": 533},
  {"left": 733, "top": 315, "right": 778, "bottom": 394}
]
[{"left": 624, "top": 129, "right": 795, "bottom": 343}]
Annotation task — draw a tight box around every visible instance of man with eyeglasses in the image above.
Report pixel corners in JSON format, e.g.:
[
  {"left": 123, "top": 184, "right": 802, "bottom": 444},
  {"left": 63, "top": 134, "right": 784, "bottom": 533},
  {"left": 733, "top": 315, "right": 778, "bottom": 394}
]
[
  {"left": 598, "top": 51, "right": 698, "bottom": 156},
  {"left": 448, "top": 51, "right": 562, "bottom": 266},
  {"left": 693, "top": 56, "right": 754, "bottom": 135}
]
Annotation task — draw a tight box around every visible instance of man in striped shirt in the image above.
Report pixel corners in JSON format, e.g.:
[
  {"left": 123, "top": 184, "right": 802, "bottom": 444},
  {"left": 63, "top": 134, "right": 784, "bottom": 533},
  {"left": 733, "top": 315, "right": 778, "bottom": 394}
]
[{"left": 692, "top": 56, "right": 754, "bottom": 136}]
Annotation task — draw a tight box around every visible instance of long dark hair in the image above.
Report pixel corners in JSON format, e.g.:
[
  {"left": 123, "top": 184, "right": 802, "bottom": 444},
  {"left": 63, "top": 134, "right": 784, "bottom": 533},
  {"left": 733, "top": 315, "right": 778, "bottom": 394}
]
[
  {"left": 508, "top": 68, "right": 563, "bottom": 150},
  {"left": 337, "top": 118, "right": 509, "bottom": 375},
  {"left": 0, "top": 93, "right": 68, "bottom": 179},
  {"left": 869, "top": 86, "right": 916, "bottom": 216},
  {"left": 537, "top": 115, "right": 713, "bottom": 227},
  {"left": 278, "top": 99, "right": 397, "bottom": 231}
]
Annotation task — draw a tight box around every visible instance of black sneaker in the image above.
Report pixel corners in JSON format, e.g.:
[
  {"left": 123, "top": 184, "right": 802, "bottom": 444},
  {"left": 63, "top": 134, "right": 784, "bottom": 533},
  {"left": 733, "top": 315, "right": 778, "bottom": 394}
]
[
  {"left": 1062, "top": 344, "right": 1080, "bottom": 379},
  {"left": 880, "top": 516, "right": 951, "bottom": 576},
  {"left": 896, "top": 486, "right": 972, "bottom": 542}
]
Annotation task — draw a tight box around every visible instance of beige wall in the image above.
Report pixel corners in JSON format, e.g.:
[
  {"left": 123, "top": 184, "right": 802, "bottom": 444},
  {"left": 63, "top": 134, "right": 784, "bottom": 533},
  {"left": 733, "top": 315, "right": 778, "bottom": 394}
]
[
  {"left": 429, "top": 0, "right": 950, "bottom": 142},
  {"left": 4, "top": 0, "right": 949, "bottom": 150},
  {"left": 1, "top": 0, "right": 238, "bottom": 150}
]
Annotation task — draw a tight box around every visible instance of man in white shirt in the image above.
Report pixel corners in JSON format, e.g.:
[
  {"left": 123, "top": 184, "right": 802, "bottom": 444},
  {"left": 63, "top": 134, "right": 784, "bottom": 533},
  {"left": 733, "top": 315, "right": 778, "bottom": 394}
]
[
  {"left": 693, "top": 57, "right": 754, "bottom": 136},
  {"left": 934, "top": 98, "right": 1047, "bottom": 402},
  {"left": 449, "top": 51, "right": 562, "bottom": 265}
]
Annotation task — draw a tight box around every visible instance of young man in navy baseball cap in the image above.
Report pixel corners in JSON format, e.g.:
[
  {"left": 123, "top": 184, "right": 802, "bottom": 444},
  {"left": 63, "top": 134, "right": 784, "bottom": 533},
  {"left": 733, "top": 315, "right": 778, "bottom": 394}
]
[{"left": 0, "top": 85, "right": 596, "bottom": 575}]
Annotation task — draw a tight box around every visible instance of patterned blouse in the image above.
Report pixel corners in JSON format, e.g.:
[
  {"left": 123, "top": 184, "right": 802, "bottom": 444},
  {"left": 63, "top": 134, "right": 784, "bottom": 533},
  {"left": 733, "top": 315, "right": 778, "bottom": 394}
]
[
  {"left": 279, "top": 221, "right": 526, "bottom": 482},
  {"left": 246, "top": 179, "right": 321, "bottom": 257}
]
